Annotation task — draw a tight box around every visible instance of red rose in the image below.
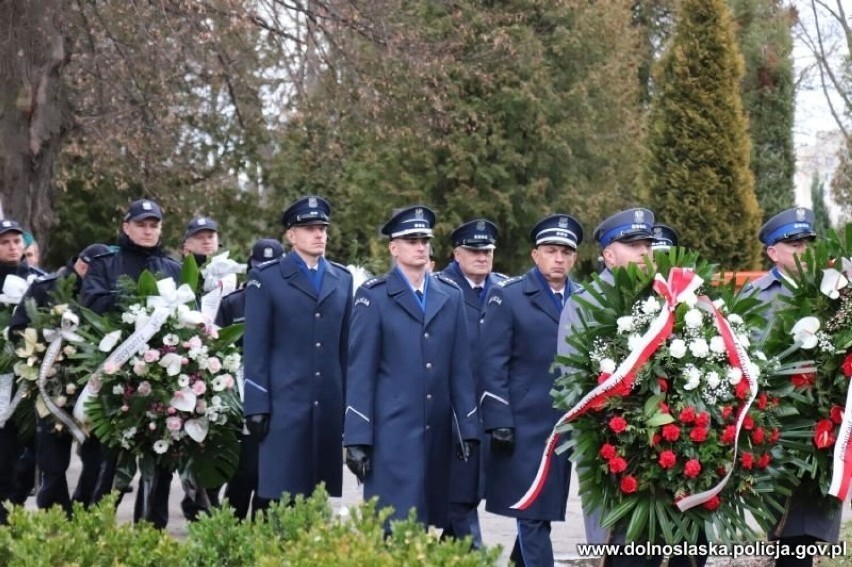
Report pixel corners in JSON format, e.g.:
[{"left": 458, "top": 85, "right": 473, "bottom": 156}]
[
  {"left": 695, "top": 412, "right": 710, "bottom": 428},
  {"left": 831, "top": 405, "right": 845, "bottom": 425},
  {"left": 743, "top": 415, "right": 754, "bottom": 430},
  {"left": 689, "top": 427, "right": 708, "bottom": 443},
  {"left": 703, "top": 495, "right": 721, "bottom": 511},
  {"left": 599, "top": 443, "right": 617, "bottom": 461},
  {"left": 651, "top": 433, "right": 661, "bottom": 446},
  {"left": 658, "top": 450, "right": 677, "bottom": 469},
  {"left": 721, "top": 406, "right": 733, "bottom": 421},
  {"left": 791, "top": 373, "right": 816, "bottom": 388},
  {"left": 757, "top": 393, "right": 768, "bottom": 410},
  {"left": 657, "top": 378, "right": 668, "bottom": 392},
  {"left": 735, "top": 379, "right": 750, "bottom": 399},
  {"left": 751, "top": 428, "right": 765, "bottom": 444},
  {"left": 678, "top": 407, "right": 696, "bottom": 424},
  {"left": 609, "top": 416, "right": 628, "bottom": 434},
  {"left": 770, "top": 428, "right": 781, "bottom": 443},
  {"left": 620, "top": 475, "right": 638, "bottom": 494},
  {"left": 661, "top": 424, "right": 681, "bottom": 442},
  {"left": 757, "top": 453, "right": 771, "bottom": 468},
  {"left": 740, "top": 452, "right": 754, "bottom": 469},
  {"left": 720, "top": 425, "right": 736, "bottom": 444},
  {"left": 842, "top": 354, "right": 852, "bottom": 378},
  {"left": 609, "top": 456, "right": 628, "bottom": 473},
  {"left": 684, "top": 459, "right": 702, "bottom": 478},
  {"left": 814, "top": 419, "right": 837, "bottom": 449},
  {"left": 659, "top": 401, "right": 670, "bottom": 414}
]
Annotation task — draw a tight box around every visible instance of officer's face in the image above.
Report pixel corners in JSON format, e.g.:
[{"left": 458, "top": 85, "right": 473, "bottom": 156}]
[
  {"left": 0, "top": 233, "right": 24, "bottom": 264},
  {"left": 390, "top": 237, "right": 431, "bottom": 269},
  {"left": 531, "top": 244, "right": 576, "bottom": 286},
  {"left": 183, "top": 230, "right": 219, "bottom": 256},
  {"left": 74, "top": 258, "right": 90, "bottom": 278},
  {"left": 453, "top": 247, "right": 494, "bottom": 279},
  {"left": 122, "top": 218, "right": 162, "bottom": 248},
  {"left": 24, "top": 243, "right": 40, "bottom": 267},
  {"left": 768, "top": 239, "right": 810, "bottom": 275},
  {"left": 286, "top": 224, "right": 327, "bottom": 259},
  {"left": 603, "top": 240, "right": 653, "bottom": 270}
]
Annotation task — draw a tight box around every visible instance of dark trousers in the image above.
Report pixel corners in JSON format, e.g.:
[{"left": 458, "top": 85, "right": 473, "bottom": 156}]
[
  {"left": 0, "top": 422, "right": 22, "bottom": 524},
  {"left": 442, "top": 501, "right": 483, "bottom": 549},
  {"left": 34, "top": 417, "right": 72, "bottom": 516},
  {"left": 133, "top": 467, "right": 172, "bottom": 529},
  {"left": 224, "top": 434, "right": 261, "bottom": 520},
  {"left": 509, "top": 519, "right": 552, "bottom": 567},
  {"left": 12, "top": 439, "right": 36, "bottom": 504},
  {"left": 71, "top": 437, "right": 103, "bottom": 506}
]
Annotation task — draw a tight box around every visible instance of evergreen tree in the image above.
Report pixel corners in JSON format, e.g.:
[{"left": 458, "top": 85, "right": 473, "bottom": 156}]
[
  {"left": 645, "top": 0, "right": 762, "bottom": 270},
  {"left": 269, "top": 0, "right": 646, "bottom": 275},
  {"left": 810, "top": 173, "right": 832, "bottom": 236},
  {"left": 831, "top": 136, "right": 852, "bottom": 224},
  {"left": 729, "top": 0, "right": 796, "bottom": 223}
]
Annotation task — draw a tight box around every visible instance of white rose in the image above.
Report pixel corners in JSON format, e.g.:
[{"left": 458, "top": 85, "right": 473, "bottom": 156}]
[
  {"left": 684, "top": 309, "right": 703, "bottom": 329},
  {"left": 616, "top": 316, "right": 634, "bottom": 334},
  {"left": 709, "top": 336, "right": 726, "bottom": 354},
  {"left": 669, "top": 339, "right": 687, "bottom": 359},
  {"left": 689, "top": 338, "right": 710, "bottom": 358}
]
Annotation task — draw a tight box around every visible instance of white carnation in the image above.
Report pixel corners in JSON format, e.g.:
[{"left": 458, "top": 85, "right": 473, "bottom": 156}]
[
  {"left": 736, "top": 334, "right": 751, "bottom": 348},
  {"left": 642, "top": 297, "right": 660, "bottom": 314},
  {"left": 684, "top": 309, "right": 703, "bottom": 329},
  {"left": 680, "top": 291, "right": 698, "bottom": 308},
  {"left": 669, "top": 339, "right": 687, "bottom": 359},
  {"left": 616, "top": 316, "right": 634, "bottom": 334},
  {"left": 727, "top": 367, "right": 743, "bottom": 384},
  {"left": 747, "top": 362, "right": 761, "bottom": 379},
  {"left": 689, "top": 338, "right": 710, "bottom": 358},
  {"left": 599, "top": 358, "right": 616, "bottom": 374},
  {"left": 684, "top": 364, "right": 702, "bottom": 383},
  {"left": 709, "top": 336, "right": 726, "bottom": 354},
  {"left": 705, "top": 371, "right": 721, "bottom": 389},
  {"left": 727, "top": 314, "right": 743, "bottom": 326},
  {"left": 683, "top": 376, "right": 701, "bottom": 391}
]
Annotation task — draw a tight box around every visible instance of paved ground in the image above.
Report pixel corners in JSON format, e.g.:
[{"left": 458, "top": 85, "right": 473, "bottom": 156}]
[{"left": 21, "top": 453, "right": 852, "bottom": 566}]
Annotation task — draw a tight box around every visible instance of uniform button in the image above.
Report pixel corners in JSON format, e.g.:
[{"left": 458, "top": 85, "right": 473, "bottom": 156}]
[
  {"left": 314, "top": 401, "right": 319, "bottom": 407},
  {"left": 424, "top": 332, "right": 430, "bottom": 339},
  {"left": 315, "top": 312, "right": 321, "bottom": 318},
  {"left": 426, "top": 394, "right": 432, "bottom": 400},
  {"left": 315, "top": 342, "right": 322, "bottom": 348},
  {"left": 426, "top": 425, "right": 431, "bottom": 431},
  {"left": 315, "top": 371, "right": 321, "bottom": 377},
  {"left": 425, "top": 362, "right": 432, "bottom": 369}
]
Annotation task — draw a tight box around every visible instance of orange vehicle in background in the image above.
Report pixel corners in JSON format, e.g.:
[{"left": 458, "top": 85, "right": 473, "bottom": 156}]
[{"left": 714, "top": 271, "right": 767, "bottom": 290}]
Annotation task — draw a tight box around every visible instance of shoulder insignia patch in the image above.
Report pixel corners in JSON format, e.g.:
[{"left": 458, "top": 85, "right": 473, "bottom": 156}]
[
  {"left": 499, "top": 276, "right": 522, "bottom": 288},
  {"left": 354, "top": 296, "right": 371, "bottom": 308},
  {"left": 362, "top": 276, "right": 387, "bottom": 289},
  {"left": 246, "top": 279, "right": 262, "bottom": 289}
]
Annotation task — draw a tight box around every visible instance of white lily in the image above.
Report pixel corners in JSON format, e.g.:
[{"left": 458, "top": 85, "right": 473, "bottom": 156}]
[
  {"left": 791, "top": 316, "right": 821, "bottom": 349},
  {"left": 820, "top": 268, "right": 848, "bottom": 299}
]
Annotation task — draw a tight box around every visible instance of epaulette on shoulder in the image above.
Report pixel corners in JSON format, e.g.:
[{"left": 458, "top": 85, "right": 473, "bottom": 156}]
[
  {"left": 362, "top": 275, "right": 387, "bottom": 288},
  {"left": 328, "top": 260, "right": 351, "bottom": 273},
  {"left": 434, "top": 273, "right": 460, "bottom": 289},
  {"left": 493, "top": 272, "right": 510, "bottom": 281},
  {"left": 499, "top": 276, "right": 522, "bottom": 288},
  {"left": 255, "top": 259, "right": 279, "bottom": 271}
]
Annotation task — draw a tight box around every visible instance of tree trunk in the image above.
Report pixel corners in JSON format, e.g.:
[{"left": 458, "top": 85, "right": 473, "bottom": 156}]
[{"left": 0, "top": 0, "right": 71, "bottom": 255}]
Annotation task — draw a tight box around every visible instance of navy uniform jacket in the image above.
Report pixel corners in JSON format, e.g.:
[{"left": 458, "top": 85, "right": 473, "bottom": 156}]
[
  {"left": 243, "top": 253, "right": 352, "bottom": 500},
  {"left": 439, "top": 261, "right": 506, "bottom": 503},
  {"left": 9, "top": 270, "right": 81, "bottom": 341},
  {"left": 81, "top": 235, "right": 180, "bottom": 315},
  {"left": 214, "top": 287, "right": 245, "bottom": 348},
  {"left": 343, "top": 268, "right": 479, "bottom": 528},
  {"left": 745, "top": 268, "right": 842, "bottom": 543},
  {"left": 479, "top": 267, "right": 578, "bottom": 521}
]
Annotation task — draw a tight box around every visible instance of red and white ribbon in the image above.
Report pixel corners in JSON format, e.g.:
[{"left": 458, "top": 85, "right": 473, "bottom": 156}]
[
  {"left": 828, "top": 381, "right": 852, "bottom": 500},
  {"left": 510, "top": 268, "right": 703, "bottom": 510},
  {"left": 675, "top": 297, "right": 757, "bottom": 511}
]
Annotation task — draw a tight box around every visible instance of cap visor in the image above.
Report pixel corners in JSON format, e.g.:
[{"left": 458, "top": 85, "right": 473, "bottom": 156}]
[
  {"left": 614, "top": 231, "right": 654, "bottom": 244},
  {"left": 536, "top": 238, "right": 577, "bottom": 249},
  {"left": 460, "top": 243, "right": 496, "bottom": 250}
]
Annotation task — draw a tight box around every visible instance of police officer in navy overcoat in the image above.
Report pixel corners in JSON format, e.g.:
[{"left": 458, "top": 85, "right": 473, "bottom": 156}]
[
  {"left": 439, "top": 219, "right": 506, "bottom": 547},
  {"left": 243, "top": 197, "right": 353, "bottom": 502},
  {"left": 216, "top": 238, "right": 283, "bottom": 519},
  {"left": 479, "top": 214, "right": 583, "bottom": 567},
  {"left": 744, "top": 208, "right": 840, "bottom": 567},
  {"left": 343, "top": 205, "right": 480, "bottom": 530}
]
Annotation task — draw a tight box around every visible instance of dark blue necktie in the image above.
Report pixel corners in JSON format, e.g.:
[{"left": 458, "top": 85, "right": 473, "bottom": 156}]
[
  {"left": 473, "top": 286, "right": 483, "bottom": 298},
  {"left": 555, "top": 292, "right": 563, "bottom": 307},
  {"left": 415, "top": 290, "right": 424, "bottom": 301}
]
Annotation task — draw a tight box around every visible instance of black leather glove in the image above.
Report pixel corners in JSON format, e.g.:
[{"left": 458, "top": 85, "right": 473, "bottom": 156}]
[
  {"left": 456, "top": 439, "right": 480, "bottom": 461},
  {"left": 246, "top": 414, "right": 269, "bottom": 440},
  {"left": 345, "top": 445, "right": 372, "bottom": 482},
  {"left": 490, "top": 427, "right": 515, "bottom": 452}
]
